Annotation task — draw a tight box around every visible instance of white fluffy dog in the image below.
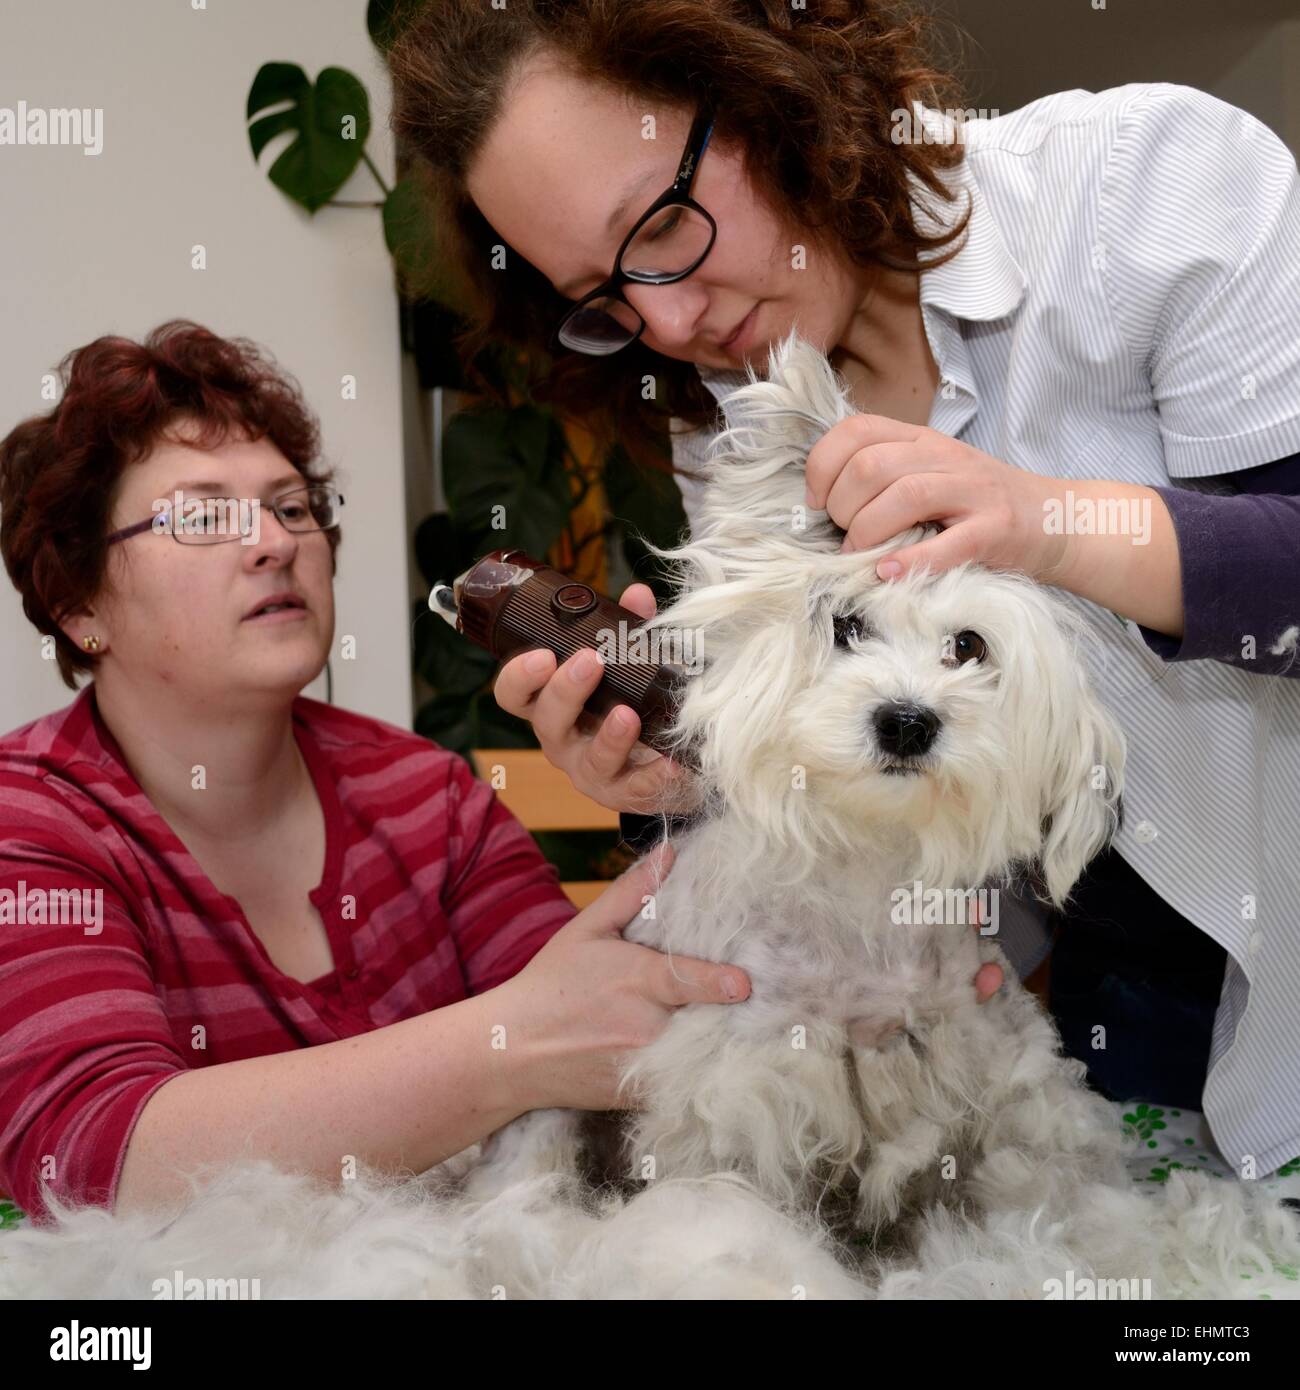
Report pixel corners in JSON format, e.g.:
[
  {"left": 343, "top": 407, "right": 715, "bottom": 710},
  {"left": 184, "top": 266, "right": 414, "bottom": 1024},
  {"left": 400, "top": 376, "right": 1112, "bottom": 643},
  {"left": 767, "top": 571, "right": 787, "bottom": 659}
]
[
  {"left": 5, "top": 332, "right": 1298, "bottom": 1300},
  {"left": 455, "top": 330, "right": 1300, "bottom": 1296}
]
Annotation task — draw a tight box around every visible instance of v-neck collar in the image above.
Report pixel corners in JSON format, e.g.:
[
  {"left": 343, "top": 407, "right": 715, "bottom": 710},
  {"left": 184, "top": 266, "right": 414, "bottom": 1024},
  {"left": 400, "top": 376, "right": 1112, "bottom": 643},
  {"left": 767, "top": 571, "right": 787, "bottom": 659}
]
[{"left": 81, "top": 685, "right": 347, "bottom": 994}]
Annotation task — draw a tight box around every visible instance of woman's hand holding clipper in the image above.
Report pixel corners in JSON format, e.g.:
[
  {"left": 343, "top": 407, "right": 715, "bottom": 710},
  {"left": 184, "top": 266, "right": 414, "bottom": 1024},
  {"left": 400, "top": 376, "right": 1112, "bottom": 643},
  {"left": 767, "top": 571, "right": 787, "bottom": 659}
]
[{"left": 492, "top": 583, "right": 702, "bottom": 815}]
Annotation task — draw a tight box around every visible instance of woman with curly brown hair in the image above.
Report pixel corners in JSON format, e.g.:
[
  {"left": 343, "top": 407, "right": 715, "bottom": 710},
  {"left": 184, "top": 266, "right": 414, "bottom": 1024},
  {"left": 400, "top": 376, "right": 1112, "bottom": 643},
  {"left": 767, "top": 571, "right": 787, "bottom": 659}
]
[
  {"left": 0, "top": 320, "right": 750, "bottom": 1224},
  {"left": 385, "top": 1, "right": 1300, "bottom": 1171}
]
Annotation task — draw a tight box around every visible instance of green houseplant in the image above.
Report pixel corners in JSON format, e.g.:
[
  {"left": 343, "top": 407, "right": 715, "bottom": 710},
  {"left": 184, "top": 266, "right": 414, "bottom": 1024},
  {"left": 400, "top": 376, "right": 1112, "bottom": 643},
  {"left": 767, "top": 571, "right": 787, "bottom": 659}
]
[{"left": 245, "top": 2, "right": 687, "bottom": 882}]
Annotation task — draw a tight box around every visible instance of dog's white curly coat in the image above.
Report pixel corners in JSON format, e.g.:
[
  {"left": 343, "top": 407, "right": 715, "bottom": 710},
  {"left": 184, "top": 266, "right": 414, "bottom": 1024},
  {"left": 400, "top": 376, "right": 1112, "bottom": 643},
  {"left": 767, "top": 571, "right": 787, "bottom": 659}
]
[{"left": 4, "top": 333, "right": 1297, "bottom": 1299}]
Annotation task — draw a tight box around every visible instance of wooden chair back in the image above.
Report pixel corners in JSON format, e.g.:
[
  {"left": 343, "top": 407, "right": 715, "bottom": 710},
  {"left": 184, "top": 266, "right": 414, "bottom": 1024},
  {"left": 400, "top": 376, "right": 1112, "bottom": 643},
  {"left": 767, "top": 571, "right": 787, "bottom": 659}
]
[{"left": 469, "top": 748, "right": 618, "bottom": 909}]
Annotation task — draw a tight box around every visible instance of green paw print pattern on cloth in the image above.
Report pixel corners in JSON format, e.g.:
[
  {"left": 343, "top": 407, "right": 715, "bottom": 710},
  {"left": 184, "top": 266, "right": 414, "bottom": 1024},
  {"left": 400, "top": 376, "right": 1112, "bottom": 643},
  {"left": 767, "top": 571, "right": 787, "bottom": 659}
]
[
  {"left": 1117, "top": 1101, "right": 1300, "bottom": 1300},
  {"left": 1119, "top": 1101, "right": 1300, "bottom": 1188}
]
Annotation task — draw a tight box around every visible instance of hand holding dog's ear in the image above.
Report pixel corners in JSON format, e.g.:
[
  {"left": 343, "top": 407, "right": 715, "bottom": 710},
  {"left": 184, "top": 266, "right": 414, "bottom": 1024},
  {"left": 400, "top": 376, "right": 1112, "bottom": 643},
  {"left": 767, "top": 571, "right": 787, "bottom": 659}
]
[{"left": 803, "top": 413, "right": 1062, "bottom": 582}]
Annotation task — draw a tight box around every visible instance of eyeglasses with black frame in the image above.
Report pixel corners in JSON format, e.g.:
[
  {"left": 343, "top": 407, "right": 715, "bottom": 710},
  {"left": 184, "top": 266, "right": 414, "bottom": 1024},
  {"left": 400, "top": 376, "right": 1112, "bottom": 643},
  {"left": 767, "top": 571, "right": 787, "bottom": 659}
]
[
  {"left": 105, "top": 483, "right": 345, "bottom": 547},
  {"left": 550, "top": 106, "right": 718, "bottom": 357}
]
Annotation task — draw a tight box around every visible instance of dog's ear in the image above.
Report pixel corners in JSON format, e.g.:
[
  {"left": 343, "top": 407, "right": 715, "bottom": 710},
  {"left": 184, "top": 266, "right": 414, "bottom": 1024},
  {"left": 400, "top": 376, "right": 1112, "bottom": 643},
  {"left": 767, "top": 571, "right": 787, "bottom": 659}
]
[
  {"left": 689, "top": 330, "right": 856, "bottom": 553},
  {"left": 1034, "top": 651, "right": 1126, "bottom": 910},
  {"left": 987, "top": 577, "right": 1125, "bottom": 908}
]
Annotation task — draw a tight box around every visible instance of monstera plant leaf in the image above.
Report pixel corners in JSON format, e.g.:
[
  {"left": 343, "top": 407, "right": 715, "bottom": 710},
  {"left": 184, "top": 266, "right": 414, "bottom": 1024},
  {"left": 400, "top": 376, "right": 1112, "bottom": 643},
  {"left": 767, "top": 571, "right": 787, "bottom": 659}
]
[
  {"left": 442, "top": 404, "right": 573, "bottom": 558},
  {"left": 414, "top": 691, "right": 535, "bottom": 758},
  {"left": 413, "top": 512, "right": 481, "bottom": 592},
  {"left": 411, "top": 596, "right": 496, "bottom": 700},
  {"left": 247, "top": 63, "right": 371, "bottom": 213},
  {"left": 603, "top": 441, "right": 689, "bottom": 601},
  {"left": 383, "top": 175, "right": 458, "bottom": 306}
]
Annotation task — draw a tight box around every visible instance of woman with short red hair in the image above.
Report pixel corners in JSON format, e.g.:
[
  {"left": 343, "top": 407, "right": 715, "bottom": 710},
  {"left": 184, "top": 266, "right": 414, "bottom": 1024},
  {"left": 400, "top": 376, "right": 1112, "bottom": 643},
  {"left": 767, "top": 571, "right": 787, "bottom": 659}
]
[{"left": 0, "top": 319, "right": 748, "bottom": 1224}]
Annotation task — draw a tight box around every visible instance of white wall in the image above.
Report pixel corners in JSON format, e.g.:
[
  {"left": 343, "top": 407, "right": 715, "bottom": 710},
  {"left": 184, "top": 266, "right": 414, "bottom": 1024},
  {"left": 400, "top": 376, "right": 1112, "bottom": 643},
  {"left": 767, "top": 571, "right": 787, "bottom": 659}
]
[{"left": 0, "top": 0, "right": 411, "bottom": 732}]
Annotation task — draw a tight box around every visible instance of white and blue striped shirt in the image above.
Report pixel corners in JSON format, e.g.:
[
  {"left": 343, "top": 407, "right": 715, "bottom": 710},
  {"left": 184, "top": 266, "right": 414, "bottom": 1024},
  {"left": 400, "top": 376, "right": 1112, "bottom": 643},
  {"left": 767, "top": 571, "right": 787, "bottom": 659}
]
[{"left": 670, "top": 84, "right": 1300, "bottom": 1177}]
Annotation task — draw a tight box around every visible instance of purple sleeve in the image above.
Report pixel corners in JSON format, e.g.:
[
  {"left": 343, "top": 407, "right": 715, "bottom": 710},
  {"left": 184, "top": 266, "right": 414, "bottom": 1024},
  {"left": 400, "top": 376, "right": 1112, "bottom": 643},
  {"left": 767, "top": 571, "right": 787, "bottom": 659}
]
[{"left": 1137, "top": 453, "right": 1300, "bottom": 677}]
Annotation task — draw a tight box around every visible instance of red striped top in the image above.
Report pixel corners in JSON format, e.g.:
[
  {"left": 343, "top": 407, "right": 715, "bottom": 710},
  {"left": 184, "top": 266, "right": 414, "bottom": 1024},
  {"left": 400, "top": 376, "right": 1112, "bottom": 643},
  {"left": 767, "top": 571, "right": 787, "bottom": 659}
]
[{"left": 0, "top": 685, "right": 577, "bottom": 1223}]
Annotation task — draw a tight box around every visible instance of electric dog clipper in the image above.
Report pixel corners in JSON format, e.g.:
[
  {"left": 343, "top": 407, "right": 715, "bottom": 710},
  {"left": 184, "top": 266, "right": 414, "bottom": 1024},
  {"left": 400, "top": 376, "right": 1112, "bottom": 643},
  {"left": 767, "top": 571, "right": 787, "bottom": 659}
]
[{"left": 429, "top": 549, "right": 691, "bottom": 759}]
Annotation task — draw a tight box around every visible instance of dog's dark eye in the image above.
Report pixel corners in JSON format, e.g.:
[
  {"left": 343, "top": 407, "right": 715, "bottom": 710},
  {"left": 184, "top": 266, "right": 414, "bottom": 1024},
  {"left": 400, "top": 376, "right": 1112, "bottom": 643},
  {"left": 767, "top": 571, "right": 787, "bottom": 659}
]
[
  {"left": 832, "top": 612, "right": 867, "bottom": 648},
  {"left": 945, "top": 630, "right": 988, "bottom": 665}
]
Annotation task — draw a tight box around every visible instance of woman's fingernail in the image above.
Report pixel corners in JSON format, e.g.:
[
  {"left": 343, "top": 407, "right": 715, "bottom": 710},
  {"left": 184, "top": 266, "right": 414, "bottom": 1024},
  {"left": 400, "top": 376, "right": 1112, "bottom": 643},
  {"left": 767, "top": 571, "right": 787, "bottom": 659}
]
[
  {"left": 613, "top": 707, "right": 636, "bottom": 732},
  {"left": 569, "top": 650, "right": 599, "bottom": 681},
  {"left": 524, "top": 650, "right": 552, "bottom": 675},
  {"left": 877, "top": 560, "right": 902, "bottom": 580}
]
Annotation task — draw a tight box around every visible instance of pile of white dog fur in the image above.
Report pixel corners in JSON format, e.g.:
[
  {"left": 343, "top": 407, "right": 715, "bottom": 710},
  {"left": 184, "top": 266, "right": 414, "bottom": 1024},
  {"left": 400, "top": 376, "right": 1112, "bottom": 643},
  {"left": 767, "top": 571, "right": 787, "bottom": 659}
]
[{"left": 3, "top": 1141, "right": 1298, "bottom": 1299}]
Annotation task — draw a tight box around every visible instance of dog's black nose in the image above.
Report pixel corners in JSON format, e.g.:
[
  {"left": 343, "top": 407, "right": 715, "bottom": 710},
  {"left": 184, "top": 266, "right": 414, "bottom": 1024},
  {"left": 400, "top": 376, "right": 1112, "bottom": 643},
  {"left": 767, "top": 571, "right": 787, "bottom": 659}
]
[{"left": 873, "top": 702, "right": 941, "bottom": 757}]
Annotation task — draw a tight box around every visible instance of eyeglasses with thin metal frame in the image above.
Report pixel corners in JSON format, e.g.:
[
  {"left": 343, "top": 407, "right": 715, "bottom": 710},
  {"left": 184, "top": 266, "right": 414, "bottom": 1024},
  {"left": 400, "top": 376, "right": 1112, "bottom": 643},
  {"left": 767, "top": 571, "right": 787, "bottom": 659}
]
[
  {"left": 550, "top": 106, "right": 718, "bottom": 357},
  {"left": 105, "top": 484, "right": 346, "bottom": 547}
]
